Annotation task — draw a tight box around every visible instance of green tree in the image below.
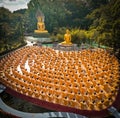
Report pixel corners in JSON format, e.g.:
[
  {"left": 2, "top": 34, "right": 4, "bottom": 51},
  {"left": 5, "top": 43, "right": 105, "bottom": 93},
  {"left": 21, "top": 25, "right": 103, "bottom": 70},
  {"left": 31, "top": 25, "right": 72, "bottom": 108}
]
[
  {"left": 87, "top": 0, "right": 120, "bottom": 55},
  {"left": 0, "top": 8, "right": 11, "bottom": 41},
  {"left": 25, "top": 0, "right": 107, "bottom": 33},
  {"left": 87, "top": 0, "right": 110, "bottom": 10},
  {"left": 27, "top": 0, "right": 66, "bottom": 33},
  {"left": 0, "top": 7, "right": 25, "bottom": 53}
]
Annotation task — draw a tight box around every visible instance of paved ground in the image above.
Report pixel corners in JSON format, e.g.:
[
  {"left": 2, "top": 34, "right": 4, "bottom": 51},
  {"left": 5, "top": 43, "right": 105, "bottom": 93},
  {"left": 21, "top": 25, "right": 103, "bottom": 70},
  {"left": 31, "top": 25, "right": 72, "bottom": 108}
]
[{"left": 0, "top": 92, "right": 87, "bottom": 118}]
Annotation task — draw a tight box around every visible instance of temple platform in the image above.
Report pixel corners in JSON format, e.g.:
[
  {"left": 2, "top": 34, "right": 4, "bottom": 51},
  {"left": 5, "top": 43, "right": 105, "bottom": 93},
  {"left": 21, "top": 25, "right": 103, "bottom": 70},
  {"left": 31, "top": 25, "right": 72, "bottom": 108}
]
[
  {"left": 55, "top": 43, "right": 78, "bottom": 51},
  {"left": 33, "top": 32, "right": 50, "bottom": 38},
  {"left": 34, "top": 30, "right": 48, "bottom": 34}
]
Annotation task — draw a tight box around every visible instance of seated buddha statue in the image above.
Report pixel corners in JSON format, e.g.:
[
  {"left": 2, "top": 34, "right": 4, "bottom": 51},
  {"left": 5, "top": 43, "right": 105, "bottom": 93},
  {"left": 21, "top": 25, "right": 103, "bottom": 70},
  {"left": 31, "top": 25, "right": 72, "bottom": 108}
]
[
  {"left": 34, "top": 16, "right": 48, "bottom": 33},
  {"left": 37, "top": 17, "right": 45, "bottom": 31},
  {"left": 61, "top": 29, "right": 72, "bottom": 45}
]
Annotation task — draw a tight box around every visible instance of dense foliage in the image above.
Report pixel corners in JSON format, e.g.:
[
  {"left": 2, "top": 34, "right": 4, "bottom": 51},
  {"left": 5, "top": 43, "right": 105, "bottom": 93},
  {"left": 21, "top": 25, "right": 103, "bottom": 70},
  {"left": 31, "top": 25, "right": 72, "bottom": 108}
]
[
  {"left": 87, "top": 0, "right": 120, "bottom": 55},
  {"left": 24, "top": 0, "right": 103, "bottom": 33},
  {"left": 55, "top": 0, "right": 120, "bottom": 57},
  {"left": 0, "top": 0, "right": 119, "bottom": 57},
  {"left": 0, "top": 7, "right": 25, "bottom": 53}
]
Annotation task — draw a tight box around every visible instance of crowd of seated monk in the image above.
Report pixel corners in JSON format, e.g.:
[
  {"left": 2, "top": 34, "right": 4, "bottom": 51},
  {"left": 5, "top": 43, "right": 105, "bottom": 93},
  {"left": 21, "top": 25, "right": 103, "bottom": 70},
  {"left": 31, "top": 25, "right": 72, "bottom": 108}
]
[{"left": 0, "top": 46, "right": 120, "bottom": 111}]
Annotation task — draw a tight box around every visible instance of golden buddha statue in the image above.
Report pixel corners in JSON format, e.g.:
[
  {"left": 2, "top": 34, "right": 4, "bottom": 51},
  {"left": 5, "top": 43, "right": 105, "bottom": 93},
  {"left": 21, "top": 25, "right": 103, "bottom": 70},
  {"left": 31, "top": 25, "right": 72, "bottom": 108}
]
[
  {"left": 37, "top": 17, "right": 45, "bottom": 31},
  {"left": 34, "top": 10, "right": 48, "bottom": 34},
  {"left": 61, "top": 29, "right": 72, "bottom": 45}
]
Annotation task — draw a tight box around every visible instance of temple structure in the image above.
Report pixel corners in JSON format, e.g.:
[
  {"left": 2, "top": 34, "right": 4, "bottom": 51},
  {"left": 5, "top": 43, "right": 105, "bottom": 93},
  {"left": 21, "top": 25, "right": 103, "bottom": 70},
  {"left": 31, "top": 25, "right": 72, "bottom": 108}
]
[{"left": 34, "top": 10, "right": 48, "bottom": 34}]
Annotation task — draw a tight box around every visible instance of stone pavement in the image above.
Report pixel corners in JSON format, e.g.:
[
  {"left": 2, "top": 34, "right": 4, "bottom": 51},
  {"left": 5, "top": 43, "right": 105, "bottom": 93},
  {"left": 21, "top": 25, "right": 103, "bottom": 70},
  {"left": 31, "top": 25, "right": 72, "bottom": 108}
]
[{"left": 0, "top": 97, "right": 87, "bottom": 118}]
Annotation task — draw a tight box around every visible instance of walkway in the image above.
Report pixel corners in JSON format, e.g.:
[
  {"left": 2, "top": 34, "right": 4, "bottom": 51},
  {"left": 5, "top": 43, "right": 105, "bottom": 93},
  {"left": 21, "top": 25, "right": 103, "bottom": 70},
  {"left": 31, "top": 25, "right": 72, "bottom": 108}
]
[{"left": 0, "top": 97, "right": 87, "bottom": 118}]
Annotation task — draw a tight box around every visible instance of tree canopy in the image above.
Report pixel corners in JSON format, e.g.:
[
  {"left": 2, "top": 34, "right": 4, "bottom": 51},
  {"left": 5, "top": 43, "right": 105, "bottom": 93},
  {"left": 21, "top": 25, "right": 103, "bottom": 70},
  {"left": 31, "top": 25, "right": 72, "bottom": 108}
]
[
  {"left": 24, "top": 0, "right": 98, "bottom": 33},
  {"left": 87, "top": 0, "right": 120, "bottom": 53},
  {"left": 0, "top": 7, "right": 25, "bottom": 53},
  {"left": 0, "top": 0, "right": 119, "bottom": 56}
]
